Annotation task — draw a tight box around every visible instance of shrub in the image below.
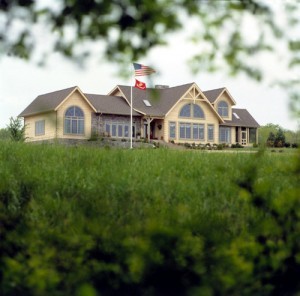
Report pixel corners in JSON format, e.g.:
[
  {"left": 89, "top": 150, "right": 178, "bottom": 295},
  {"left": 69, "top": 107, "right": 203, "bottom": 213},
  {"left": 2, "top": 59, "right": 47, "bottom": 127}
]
[{"left": 231, "top": 143, "right": 244, "bottom": 148}]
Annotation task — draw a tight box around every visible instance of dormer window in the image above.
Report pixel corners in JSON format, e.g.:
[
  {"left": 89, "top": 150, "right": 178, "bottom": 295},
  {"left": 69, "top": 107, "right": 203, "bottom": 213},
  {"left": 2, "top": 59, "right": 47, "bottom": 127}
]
[{"left": 218, "top": 101, "right": 228, "bottom": 117}]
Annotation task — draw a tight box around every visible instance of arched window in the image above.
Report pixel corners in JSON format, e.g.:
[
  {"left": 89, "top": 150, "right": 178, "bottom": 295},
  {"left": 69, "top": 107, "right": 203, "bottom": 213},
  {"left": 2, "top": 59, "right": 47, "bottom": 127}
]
[
  {"left": 179, "top": 104, "right": 191, "bottom": 117},
  {"left": 218, "top": 101, "right": 228, "bottom": 117},
  {"left": 64, "top": 106, "right": 84, "bottom": 134},
  {"left": 179, "top": 103, "right": 205, "bottom": 118},
  {"left": 193, "top": 104, "right": 204, "bottom": 118}
]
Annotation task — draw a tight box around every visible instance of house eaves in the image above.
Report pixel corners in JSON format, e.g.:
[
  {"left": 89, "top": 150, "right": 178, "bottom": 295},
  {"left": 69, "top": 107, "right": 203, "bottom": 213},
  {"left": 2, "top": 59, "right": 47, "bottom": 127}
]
[
  {"left": 203, "top": 87, "right": 236, "bottom": 105},
  {"left": 19, "top": 86, "right": 79, "bottom": 117}
]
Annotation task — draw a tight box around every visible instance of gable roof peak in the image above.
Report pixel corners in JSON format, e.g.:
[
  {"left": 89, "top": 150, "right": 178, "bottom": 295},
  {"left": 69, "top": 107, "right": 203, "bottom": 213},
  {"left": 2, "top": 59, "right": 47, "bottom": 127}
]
[
  {"left": 203, "top": 87, "right": 236, "bottom": 105},
  {"left": 19, "top": 86, "right": 85, "bottom": 117}
]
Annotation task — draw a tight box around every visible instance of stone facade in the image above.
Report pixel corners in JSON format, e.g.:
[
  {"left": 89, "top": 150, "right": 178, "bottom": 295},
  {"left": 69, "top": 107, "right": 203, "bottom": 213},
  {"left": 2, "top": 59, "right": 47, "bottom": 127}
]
[{"left": 91, "top": 113, "right": 142, "bottom": 138}]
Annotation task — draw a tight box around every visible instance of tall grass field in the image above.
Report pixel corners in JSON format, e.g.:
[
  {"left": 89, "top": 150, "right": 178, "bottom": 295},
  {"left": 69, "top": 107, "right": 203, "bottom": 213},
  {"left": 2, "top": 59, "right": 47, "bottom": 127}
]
[{"left": 0, "top": 142, "right": 299, "bottom": 295}]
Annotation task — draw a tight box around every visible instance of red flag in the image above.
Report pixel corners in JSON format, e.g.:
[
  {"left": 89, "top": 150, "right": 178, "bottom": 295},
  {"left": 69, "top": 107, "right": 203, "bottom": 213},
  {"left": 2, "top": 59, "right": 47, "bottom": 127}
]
[{"left": 135, "top": 79, "right": 146, "bottom": 90}]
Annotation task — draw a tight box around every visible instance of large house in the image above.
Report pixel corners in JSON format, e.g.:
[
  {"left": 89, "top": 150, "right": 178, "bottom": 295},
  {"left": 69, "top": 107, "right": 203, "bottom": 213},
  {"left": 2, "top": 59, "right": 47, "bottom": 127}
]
[{"left": 19, "top": 82, "right": 259, "bottom": 145}]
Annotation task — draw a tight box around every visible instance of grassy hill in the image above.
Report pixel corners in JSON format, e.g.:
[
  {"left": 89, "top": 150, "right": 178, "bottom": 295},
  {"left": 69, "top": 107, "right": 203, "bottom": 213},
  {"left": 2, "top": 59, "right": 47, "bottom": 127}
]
[{"left": 1, "top": 142, "right": 299, "bottom": 295}]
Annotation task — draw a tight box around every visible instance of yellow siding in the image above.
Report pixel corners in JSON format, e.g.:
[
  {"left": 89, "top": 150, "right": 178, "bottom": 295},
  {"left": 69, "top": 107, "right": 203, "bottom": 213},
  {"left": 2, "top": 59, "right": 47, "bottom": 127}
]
[
  {"left": 164, "top": 98, "right": 219, "bottom": 143},
  {"left": 24, "top": 90, "right": 94, "bottom": 142},
  {"left": 154, "top": 119, "right": 164, "bottom": 140},
  {"left": 215, "top": 93, "right": 233, "bottom": 121},
  {"left": 56, "top": 90, "right": 93, "bottom": 139},
  {"left": 24, "top": 112, "right": 57, "bottom": 142},
  {"left": 231, "top": 127, "right": 236, "bottom": 144}
]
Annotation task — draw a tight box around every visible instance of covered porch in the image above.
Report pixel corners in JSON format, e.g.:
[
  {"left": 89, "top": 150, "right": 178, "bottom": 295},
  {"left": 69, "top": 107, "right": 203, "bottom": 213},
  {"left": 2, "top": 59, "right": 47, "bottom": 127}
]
[
  {"left": 142, "top": 117, "right": 164, "bottom": 141},
  {"left": 235, "top": 126, "right": 258, "bottom": 145}
]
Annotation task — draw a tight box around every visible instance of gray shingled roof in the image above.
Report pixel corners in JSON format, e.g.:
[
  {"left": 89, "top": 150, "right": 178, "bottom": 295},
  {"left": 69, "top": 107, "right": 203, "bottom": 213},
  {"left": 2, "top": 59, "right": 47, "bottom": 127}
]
[
  {"left": 117, "top": 83, "right": 194, "bottom": 116},
  {"left": 19, "top": 86, "right": 78, "bottom": 117},
  {"left": 84, "top": 94, "right": 140, "bottom": 116},
  {"left": 19, "top": 85, "right": 259, "bottom": 129},
  {"left": 221, "top": 108, "right": 260, "bottom": 127},
  {"left": 203, "top": 87, "right": 225, "bottom": 103}
]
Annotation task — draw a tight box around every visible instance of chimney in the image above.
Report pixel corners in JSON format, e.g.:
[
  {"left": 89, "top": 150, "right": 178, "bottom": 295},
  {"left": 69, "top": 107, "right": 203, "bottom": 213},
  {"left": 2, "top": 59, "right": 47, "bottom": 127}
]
[{"left": 155, "top": 85, "right": 169, "bottom": 89}]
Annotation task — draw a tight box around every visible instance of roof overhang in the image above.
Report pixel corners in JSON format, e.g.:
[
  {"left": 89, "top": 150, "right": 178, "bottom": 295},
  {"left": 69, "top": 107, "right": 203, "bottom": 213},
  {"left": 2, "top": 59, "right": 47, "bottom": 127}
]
[{"left": 214, "top": 88, "right": 236, "bottom": 105}]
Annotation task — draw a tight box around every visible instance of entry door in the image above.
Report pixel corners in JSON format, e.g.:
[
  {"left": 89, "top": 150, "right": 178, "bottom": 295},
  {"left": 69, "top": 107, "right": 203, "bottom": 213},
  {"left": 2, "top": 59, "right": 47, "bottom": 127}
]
[{"left": 241, "top": 131, "right": 247, "bottom": 145}]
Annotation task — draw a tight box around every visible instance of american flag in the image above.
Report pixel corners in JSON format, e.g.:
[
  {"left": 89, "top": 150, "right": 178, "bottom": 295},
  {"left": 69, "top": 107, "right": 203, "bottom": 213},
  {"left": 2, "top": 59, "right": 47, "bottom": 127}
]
[{"left": 133, "top": 63, "right": 156, "bottom": 76}]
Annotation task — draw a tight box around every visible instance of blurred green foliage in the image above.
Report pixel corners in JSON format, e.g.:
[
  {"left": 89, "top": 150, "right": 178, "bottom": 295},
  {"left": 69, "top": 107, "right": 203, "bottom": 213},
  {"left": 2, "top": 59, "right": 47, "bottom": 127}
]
[
  {"left": 259, "top": 123, "right": 300, "bottom": 146},
  {"left": 0, "top": 142, "right": 299, "bottom": 295},
  {"left": 0, "top": 1, "right": 299, "bottom": 80},
  {"left": 5, "top": 117, "right": 25, "bottom": 142}
]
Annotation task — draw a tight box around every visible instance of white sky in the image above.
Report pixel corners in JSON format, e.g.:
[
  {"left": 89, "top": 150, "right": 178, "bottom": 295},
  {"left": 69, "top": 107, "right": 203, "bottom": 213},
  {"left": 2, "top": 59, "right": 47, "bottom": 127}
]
[{"left": 0, "top": 1, "right": 299, "bottom": 131}]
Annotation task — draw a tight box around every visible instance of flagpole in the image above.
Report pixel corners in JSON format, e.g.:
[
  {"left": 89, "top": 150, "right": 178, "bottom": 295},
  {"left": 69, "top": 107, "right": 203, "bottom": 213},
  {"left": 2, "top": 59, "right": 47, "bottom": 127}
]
[{"left": 130, "top": 84, "right": 133, "bottom": 149}]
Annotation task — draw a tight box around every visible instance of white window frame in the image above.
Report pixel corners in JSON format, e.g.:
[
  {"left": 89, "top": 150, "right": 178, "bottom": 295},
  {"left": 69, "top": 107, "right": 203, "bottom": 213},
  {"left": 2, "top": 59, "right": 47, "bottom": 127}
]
[
  {"left": 179, "top": 122, "right": 191, "bottom": 139},
  {"left": 218, "top": 101, "right": 229, "bottom": 117},
  {"left": 219, "top": 126, "right": 231, "bottom": 143},
  {"left": 35, "top": 120, "right": 45, "bottom": 136},
  {"left": 64, "top": 106, "right": 84, "bottom": 135},
  {"left": 207, "top": 124, "right": 214, "bottom": 142},
  {"left": 193, "top": 123, "right": 205, "bottom": 140},
  {"left": 105, "top": 120, "right": 130, "bottom": 138},
  {"left": 169, "top": 121, "right": 176, "bottom": 139}
]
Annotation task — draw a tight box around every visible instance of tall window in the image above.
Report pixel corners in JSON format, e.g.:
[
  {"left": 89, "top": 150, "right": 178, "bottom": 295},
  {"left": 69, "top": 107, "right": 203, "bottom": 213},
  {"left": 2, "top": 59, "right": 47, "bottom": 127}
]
[
  {"left": 218, "top": 101, "right": 228, "bottom": 117},
  {"left": 208, "top": 124, "right": 214, "bottom": 141},
  {"left": 219, "top": 127, "right": 231, "bottom": 143},
  {"left": 179, "top": 123, "right": 191, "bottom": 139},
  {"left": 179, "top": 103, "right": 204, "bottom": 119},
  {"left": 193, "top": 124, "right": 204, "bottom": 140},
  {"left": 64, "top": 106, "right": 84, "bottom": 135},
  {"left": 35, "top": 120, "right": 45, "bottom": 136},
  {"left": 169, "top": 122, "right": 176, "bottom": 139},
  {"left": 249, "top": 128, "right": 257, "bottom": 143}
]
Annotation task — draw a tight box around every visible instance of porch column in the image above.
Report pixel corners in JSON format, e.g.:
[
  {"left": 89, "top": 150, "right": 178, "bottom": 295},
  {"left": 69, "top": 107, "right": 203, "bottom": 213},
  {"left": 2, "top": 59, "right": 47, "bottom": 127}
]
[{"left": 145, "top": 117, "right": 153, "bottom": 142}]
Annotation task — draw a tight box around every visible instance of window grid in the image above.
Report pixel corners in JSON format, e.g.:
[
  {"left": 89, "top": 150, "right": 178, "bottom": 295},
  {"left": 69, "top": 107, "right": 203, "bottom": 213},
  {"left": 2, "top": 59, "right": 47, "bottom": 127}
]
[
  {"left": 105, "top": 121, "right": 130, "bottom": 138},
  {"left": 218, "top": 101, "right": 228, "bottom": 117},
  {"left": 64, "top": 106, "right": 84, "bottom": 135},
  {"left": 169, "top": 122, "right": 176, "bottom": 139},
  {"left": 219, "top": 127, "right": 231, "bottom": 143},
  {"left": 192, "top": 123, "right": 204, "bottom": 140},
  {"left": 35, "top": 120, "right": 45, "bottom": 136},
  {"left": 179, "top": 103, "right": 205, "bottom": 119},
  {"left": 208, "top": 124, "right": 214, "bottom": 141}
]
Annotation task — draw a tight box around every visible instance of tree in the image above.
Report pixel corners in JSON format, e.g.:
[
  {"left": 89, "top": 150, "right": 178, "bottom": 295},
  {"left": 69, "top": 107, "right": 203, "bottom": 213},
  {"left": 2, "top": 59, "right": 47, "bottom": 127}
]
[
  {"left": 0, "top": 1, "right": 299, "bottom": 79},
  {"left": 6, "top": 117, "right": 25, "bottom": 142},
  {"left": 267, "top": 131, "right": 275, "bottom": 147},
  {"left": 259, "top": 123, "right": 281, "bottom": 145},
  {"left": 274, "top": 128, "right": 286, "bottom": 148},
  {"left": 1, "top": 1, "right": 299, "bottom": 119}
]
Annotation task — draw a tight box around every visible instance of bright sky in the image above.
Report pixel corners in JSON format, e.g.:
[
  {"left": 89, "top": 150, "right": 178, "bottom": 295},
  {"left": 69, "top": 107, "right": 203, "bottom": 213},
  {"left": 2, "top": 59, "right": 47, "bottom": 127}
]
[{"left": 0, "top": 1, "right": 299, "bottom": 131}]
